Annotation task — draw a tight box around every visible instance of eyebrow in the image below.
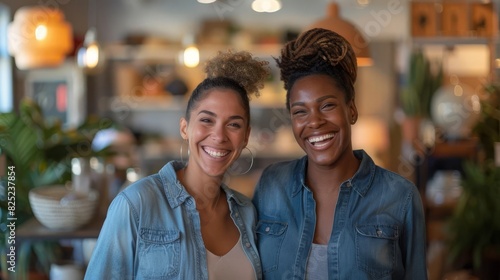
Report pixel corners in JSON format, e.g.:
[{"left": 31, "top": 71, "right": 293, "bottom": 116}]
[
  {"left": 290, "top": 95, "right": 338, "bottom": 108},
  {"left": 198, "top": 110, "right": 245, "bottom": 121}
]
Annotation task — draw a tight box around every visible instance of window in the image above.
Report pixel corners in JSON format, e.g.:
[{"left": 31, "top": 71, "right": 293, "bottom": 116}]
[{"left": 0, "top": 4, "right": 13, "bottom": 113}]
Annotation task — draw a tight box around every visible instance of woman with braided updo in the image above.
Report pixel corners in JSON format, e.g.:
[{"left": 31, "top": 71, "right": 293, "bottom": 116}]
[
  {"left": 252, "top": 28, "right": 427, "bottom": 279},
  {"left": 86, "top": 50, "right": 269, "bottom": 280}
]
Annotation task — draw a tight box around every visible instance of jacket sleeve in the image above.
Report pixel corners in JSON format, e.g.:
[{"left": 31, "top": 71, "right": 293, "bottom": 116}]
[
  {"left": 402, "top": 187, "right": 428, "bottom": 280},
  {"left": 84, "top": 193, "right": 138, "bottom": 280}
]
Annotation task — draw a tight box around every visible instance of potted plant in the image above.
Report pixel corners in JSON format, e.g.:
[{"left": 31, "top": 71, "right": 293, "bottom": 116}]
[
  {"left": 0, "top": 98, "right": 114, "bottom": 279},
  {"left": 400, "top": 49, "right": 443, "bottom": 143},
  {"left": 446, "top": 82, "right": 500, "bottom": 278},
  {"left": 447, "top": 161, "right": 500, "bottom": 278}
]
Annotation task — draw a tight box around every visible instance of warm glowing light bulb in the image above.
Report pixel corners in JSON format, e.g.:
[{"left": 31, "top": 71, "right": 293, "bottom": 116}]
[
  {"left": 85, "top": 43, "right": 99, "bottom": 68},
  {"left": 77, "top": 28, "right": 103, "bottom": 71},
  {"left": 35, "top": 25, "right": 47, "bottom": 40},
  {"left": 183, "top": 46, "right": 200, "bottom": 68}
]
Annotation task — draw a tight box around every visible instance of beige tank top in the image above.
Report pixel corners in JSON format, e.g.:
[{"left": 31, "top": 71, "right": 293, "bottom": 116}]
[{"left": 206, "top": 238, "right": 256, "bottom": 280}]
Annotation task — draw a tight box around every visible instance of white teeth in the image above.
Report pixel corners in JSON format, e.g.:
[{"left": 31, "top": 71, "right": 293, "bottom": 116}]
[
  {"left": 308, "top": 133, "right": 335, "bottom": 143},
  {"left": 204, "top": 148, "right": 229, "bottom": 158}
]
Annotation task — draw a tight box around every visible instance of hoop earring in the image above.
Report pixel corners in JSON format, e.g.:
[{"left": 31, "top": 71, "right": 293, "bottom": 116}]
[
  {"left": 229, "top": 147, "right": 254, "bottom": 176},
  {"left": 179, "top": 140, "right": 190, "bottom": 164}
]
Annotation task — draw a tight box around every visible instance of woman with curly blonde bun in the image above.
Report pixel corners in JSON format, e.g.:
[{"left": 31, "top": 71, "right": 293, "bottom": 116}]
[
  {"left": 252, "top": 28, "right": 427, "bottom": 279},
  {"left": 86, "top": 50, "right": 269, "bottom": 280}
]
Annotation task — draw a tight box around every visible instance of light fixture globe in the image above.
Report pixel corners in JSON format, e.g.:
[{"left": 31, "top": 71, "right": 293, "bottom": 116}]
[
  {"left": 7, "top": 6, "right": 73, "bottom": 70},
  {"left": 431, "top": 83, "right": 482, "bottom": 140},
  {"left": 306, "top": 2, "right": 372, "bottom": 67}
]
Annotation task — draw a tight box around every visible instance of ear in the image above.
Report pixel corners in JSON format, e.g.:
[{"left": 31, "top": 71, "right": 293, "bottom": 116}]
[
  {"left": 349, "top": 99, "right": 358, "bottom": 124},
  {"left": 243, "top": 126, "right": 251, "bottom": 147},
  {"left": 180, "top": 117, "right": 188, "bottom": 140}
]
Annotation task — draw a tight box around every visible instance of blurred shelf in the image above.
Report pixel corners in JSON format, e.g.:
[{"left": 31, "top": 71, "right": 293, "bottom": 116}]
[
  {"left": 17, "top": 216, "right": 104, "bottom": 242},
  {"left": 105, "top": 43, "right": 282, "bottom": 62},
  {"left": 412, "top": 36, "right": 493, "bottom": 46}
]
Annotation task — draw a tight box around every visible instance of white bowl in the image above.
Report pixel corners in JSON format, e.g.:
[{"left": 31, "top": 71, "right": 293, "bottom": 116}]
[{"left": 29, "top": 185, "right": 99, "bottom": 230}]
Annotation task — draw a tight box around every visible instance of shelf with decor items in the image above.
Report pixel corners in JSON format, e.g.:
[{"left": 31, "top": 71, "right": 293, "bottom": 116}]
[
  {"left": 410, "top": 0, "right": 499, "bottom": 79},
  {"left": 408, "top": 2, "right": 499, "bottom": 279}
]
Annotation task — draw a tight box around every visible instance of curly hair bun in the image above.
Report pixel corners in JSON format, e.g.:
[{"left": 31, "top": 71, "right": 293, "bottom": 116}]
[
  {"left": 205, "top": 50, "right": 270, "bottom": 97},
  {"left": 277, "top": 28, "right": 357, "bottom": 91}
]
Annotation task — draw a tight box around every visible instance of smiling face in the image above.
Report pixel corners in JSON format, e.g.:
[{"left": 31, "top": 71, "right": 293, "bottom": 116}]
[
  {"left": 289, "top": 74, "right": 357, "bottom": 168},
  {"left": 180, "top": 89, "right": 251, "bottom": 178}
]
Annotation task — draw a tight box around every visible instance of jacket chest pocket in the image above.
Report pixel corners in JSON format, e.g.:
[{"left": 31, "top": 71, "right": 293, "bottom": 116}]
[
  {"left": 138, "top": 228, "right": 180, "bottom": 279},
  {"left": 255, "top": 220, "right": 287, "bottom": 273},
  {"left": 355, "top": 225, "right": 399, "bottom": 279}
]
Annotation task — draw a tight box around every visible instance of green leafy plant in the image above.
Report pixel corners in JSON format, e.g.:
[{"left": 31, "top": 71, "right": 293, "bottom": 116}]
[
  {"left": 472, "top": 82, "right": 500, "bottom": 160},
  {"left": 0, "top": 98, "right": 114, "bottom": 279},
  {"left": 401, "top": 49, "right": 443, "bottom": 118},
  {"left": 447, "top": 161, "right": 500, "bottom": 273}
]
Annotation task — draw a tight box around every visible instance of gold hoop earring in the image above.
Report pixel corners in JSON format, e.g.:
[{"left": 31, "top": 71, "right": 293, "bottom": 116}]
[
  {"left": 179, "top": 140, "right": 190, "bottom": 164},
  {"left": 228, "top": 147, "right": 254, "bottom": 176}
]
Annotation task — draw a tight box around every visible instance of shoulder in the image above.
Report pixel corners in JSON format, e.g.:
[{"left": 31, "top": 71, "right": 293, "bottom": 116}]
[
  {"left": 374, "top": 166, "right": 418, "bottom": 193},
  {"left": 119, "top": 174, "right": 165, "bottom": 206},
  {"left": 254, "top": 157, "right": 305, "bottom": 201},
  {"left": 260, "top": 157, "right": 304, "bottom": 182}
]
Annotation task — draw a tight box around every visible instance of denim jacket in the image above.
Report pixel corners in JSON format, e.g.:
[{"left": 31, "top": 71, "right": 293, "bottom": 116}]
[
  {"left": 85, "top": 161, "right": 262, "bottom": 280},
  {"left": 252, "top": 150, "right": 427, "bottom": 280}
]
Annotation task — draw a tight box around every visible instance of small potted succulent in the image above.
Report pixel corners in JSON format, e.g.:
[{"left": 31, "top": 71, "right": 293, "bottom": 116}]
[{"left": 400, "top": 49, "right": 443, "bottom": 144}]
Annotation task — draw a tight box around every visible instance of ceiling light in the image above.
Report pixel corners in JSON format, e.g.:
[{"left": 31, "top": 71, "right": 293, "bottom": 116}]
[
  {"left": 7, "top": 6, "right": 73, "bottom": 70},
  {"left": 179, "top": 34, "right": 199, "bottom": 68},
  {"left": 307, "top": 2, "right": 372, "bottom": 67},
  {"left": 252, "top": 0, "right": 282, "bottom": 13},
  {"left": 77, "top": 28, "right": 103, "bottom": 71},
  {"left": 77, "top": 0, "right": 104, "bottom": 73}
]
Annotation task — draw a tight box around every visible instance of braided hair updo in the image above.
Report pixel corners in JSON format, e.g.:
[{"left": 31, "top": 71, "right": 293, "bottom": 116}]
[
  {"left": 276, "top": 28, "right": 357, "bottom": 110},
  {"left": 185, "top": 50, "right": 270, "bottom": 124}
]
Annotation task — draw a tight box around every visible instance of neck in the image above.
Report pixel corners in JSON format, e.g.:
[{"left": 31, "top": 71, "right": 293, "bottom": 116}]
[
  {"left": 306, "top": 150, "right": 359, "bottom": 192},
  {"left": 177, "top": 165, "right": 222, "bottom": 210}
]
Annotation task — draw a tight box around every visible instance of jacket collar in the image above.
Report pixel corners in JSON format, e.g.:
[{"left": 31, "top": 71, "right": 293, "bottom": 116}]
[
  {"left": 158, "top": 161, "right": 249, "bottom": 208},
  {"left": 291, "top": 150, "right": 376, "bottom": 197}
]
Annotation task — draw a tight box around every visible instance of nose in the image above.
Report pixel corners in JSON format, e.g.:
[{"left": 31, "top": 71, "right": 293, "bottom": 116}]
[
  {"left": 211, "top": 124, "right": 228, "bottom": 143},
  {"left": 307, "top": 110, "right": 326, "bottom": 128}
]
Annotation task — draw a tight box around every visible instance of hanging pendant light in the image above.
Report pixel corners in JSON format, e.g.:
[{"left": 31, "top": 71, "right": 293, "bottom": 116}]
[
  {"left": 77, "top": 28, "right": 103, "bottom": 71},
  {"left": 307, "top": 2, "right": 372, "bottom": 67},
  {"left": 7, "top": 6, "right": 73, "bottom": 70},
  {"left": 252, "top": 0, "right": 282, "bottom": 13},
  {"left": 77, "top": 0, "right": 103, "bottom": 72},
  {"left": 179, "top": 34, "right": 199, "bottom": 68}
]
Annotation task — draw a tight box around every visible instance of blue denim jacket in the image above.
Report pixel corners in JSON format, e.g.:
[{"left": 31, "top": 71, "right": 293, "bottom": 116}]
[
  {"left": 85, "top": 161, "right": 262, "bottom": 280},
  {"left": 252, "top": 150, "right": 427, "bottom": 280}
]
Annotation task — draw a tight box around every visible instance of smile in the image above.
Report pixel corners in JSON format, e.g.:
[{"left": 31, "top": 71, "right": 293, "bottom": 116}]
[
  {"left": 203, "top": 147, "right": 230, "bottom": 158},
  {"left": 307, "top": 133, "right": 335, "bottom": 147}
]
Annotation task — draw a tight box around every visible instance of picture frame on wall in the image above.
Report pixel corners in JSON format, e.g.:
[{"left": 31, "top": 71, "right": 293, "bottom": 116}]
[
  {"left": 25, "top": 61, "right": 86, "bottom": 129},
  {"left": 411, "top": 2, "right": 438, "bottom": 37},
  {"left": 441, "top": 2, "right": 469, "bottom": 36},
  {"left": 471, "top": 2, "right": 497, "bottom": 37}
]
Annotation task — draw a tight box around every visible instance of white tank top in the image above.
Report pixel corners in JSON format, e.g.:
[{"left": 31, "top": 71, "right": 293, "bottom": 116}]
[
  {"left": 306, "top": 243, "right": 328, "bottom": 280},
  {"left": 206, "top": 238, "right": 256, "bottom": 280}
]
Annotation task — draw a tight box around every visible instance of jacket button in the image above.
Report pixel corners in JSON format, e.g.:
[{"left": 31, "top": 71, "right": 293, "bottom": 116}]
[
  {"left": 265, "top": 227, "right": 270, "bottom": 232},
  {"left": 245, "top": 242, "right": 251, "bottom": 248}
]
